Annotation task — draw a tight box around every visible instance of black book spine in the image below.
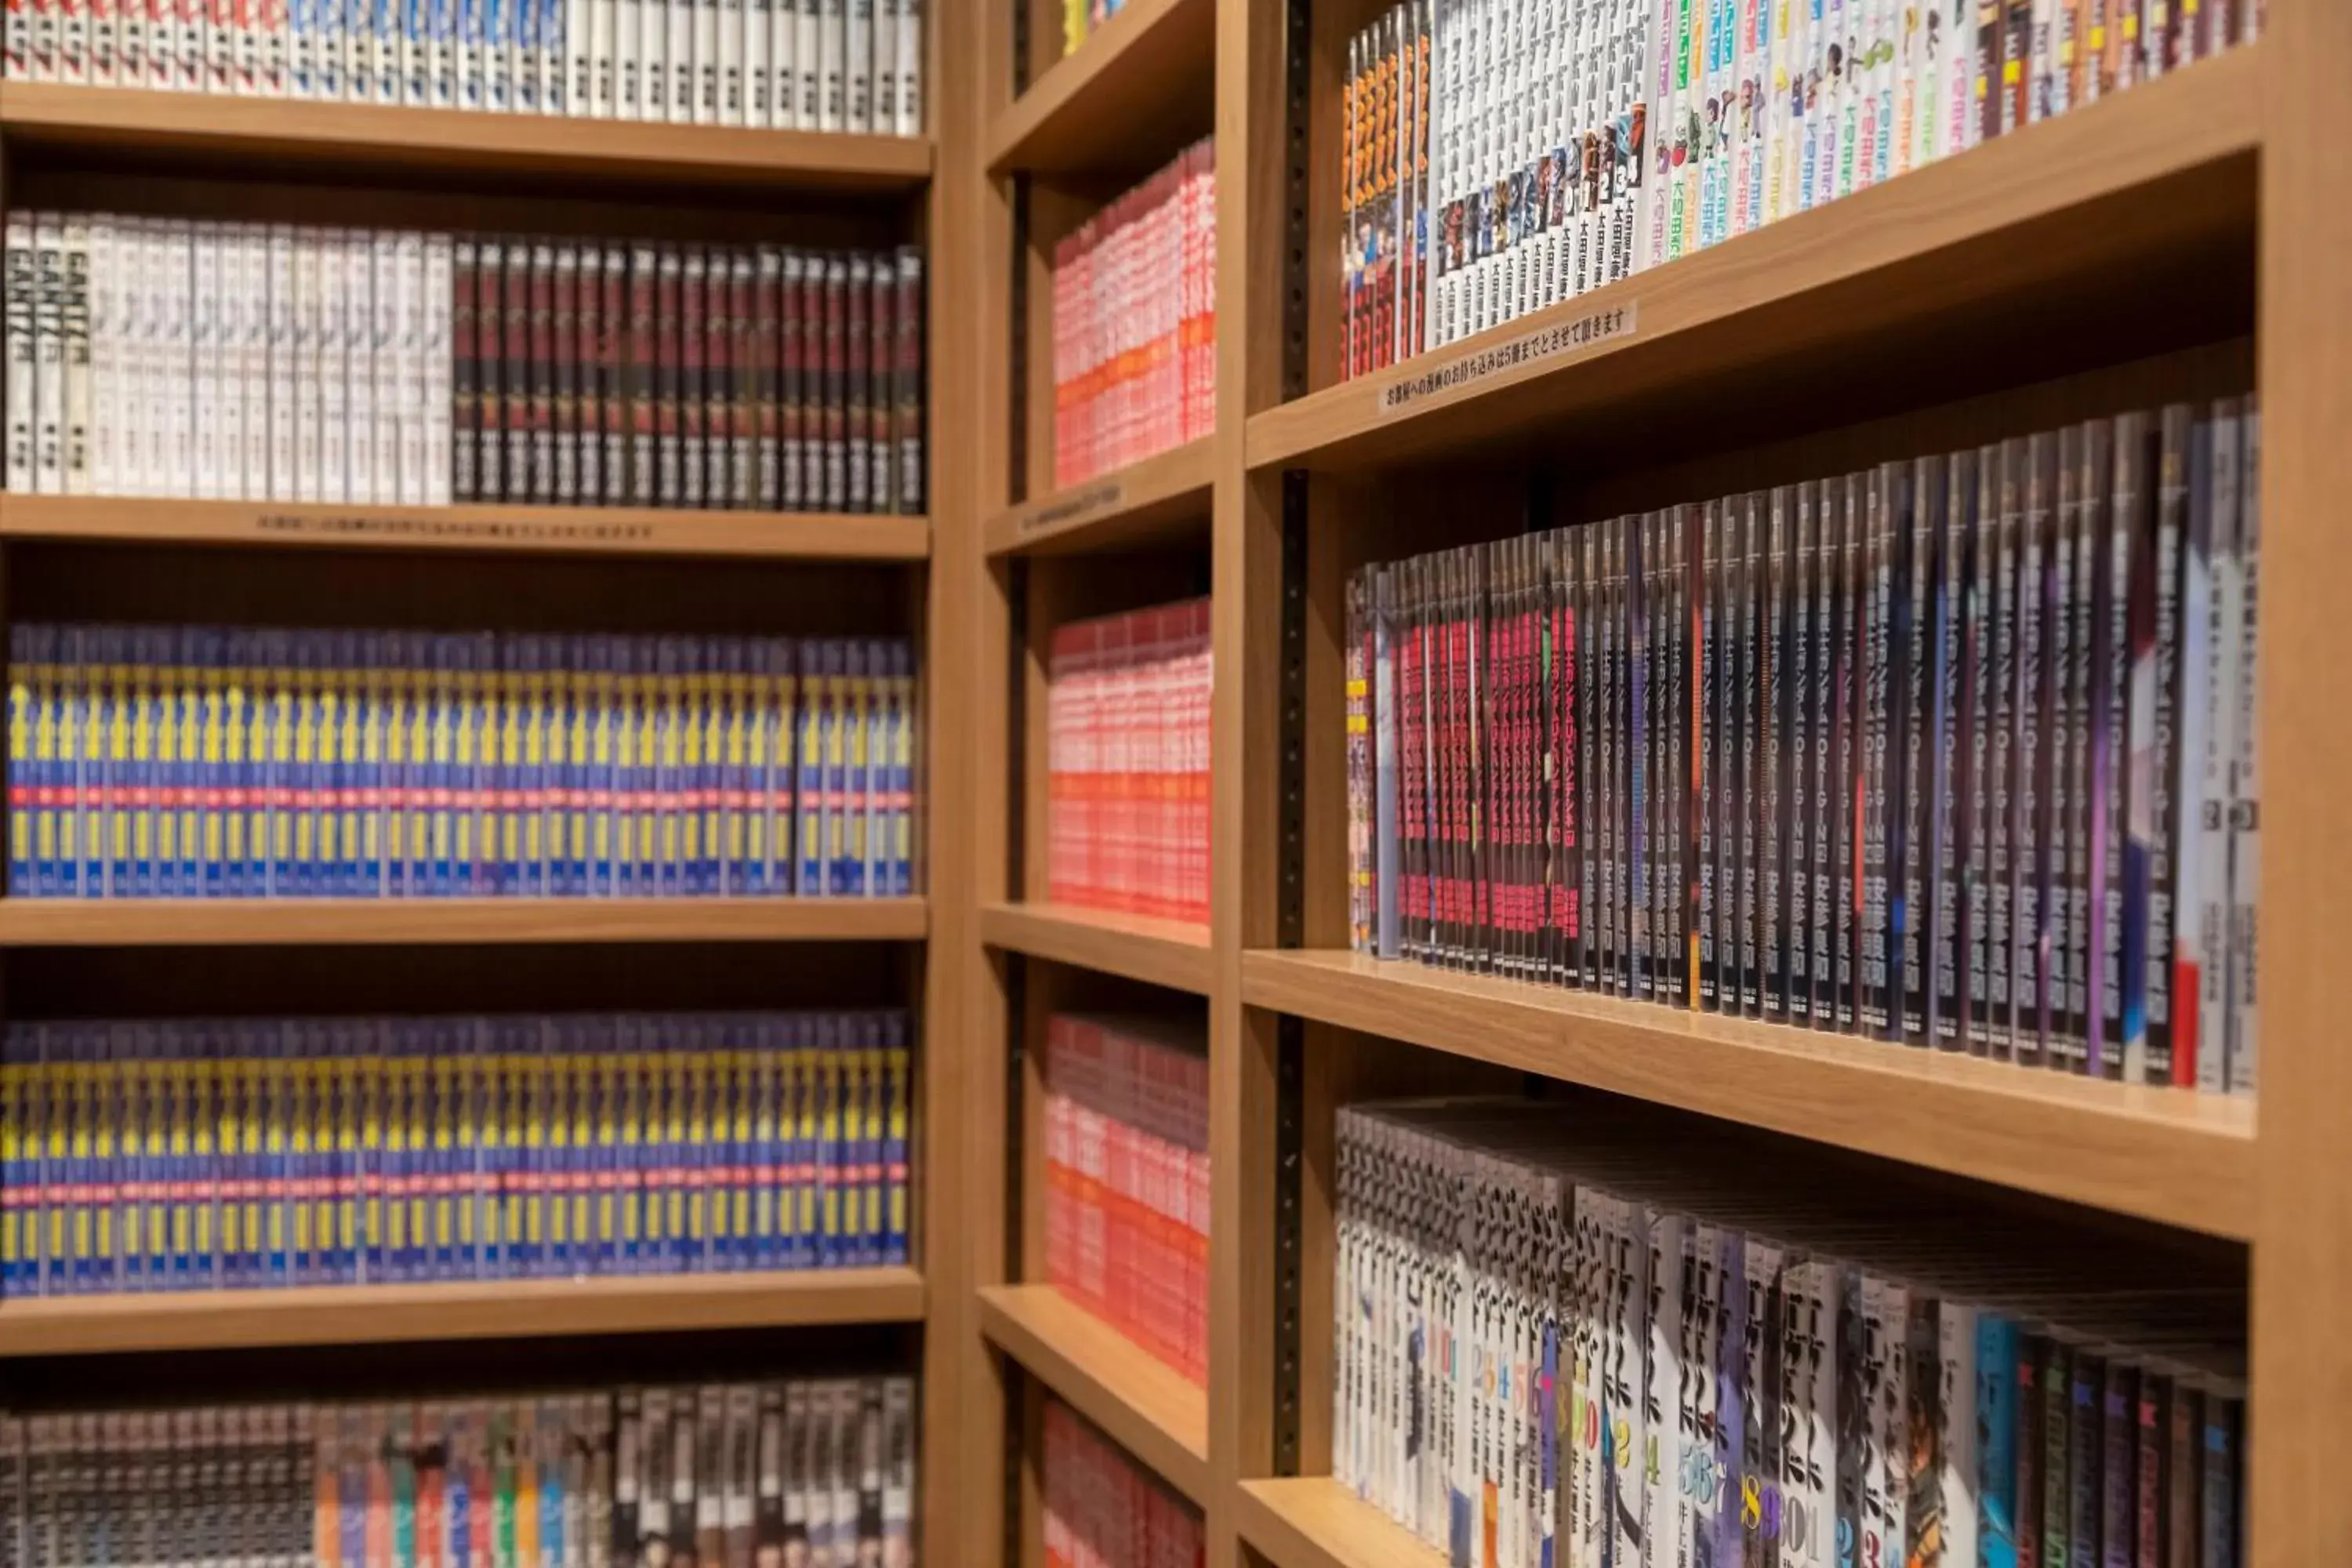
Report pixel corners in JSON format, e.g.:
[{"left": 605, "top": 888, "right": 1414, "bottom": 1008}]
[
  {"left": 1697, "top": 501, "right": 1719, "bottom": 1011},
  {"left": 1737, "top": 492, "right": 1762, "bottom": 1017},
  {"left": 868, "top": 252, "right": 892, "bottom": 512},
  {"left": 1789, "top": 481, "right": 1817, "bottom": 1024},
  {"left": 657, "top": 245, "right": 684, "bottom": 507},
  {"left": 504, "top": 238, "right": 532, "bottom": 503},
  {"left": 680, "top": 248, "right": 706, "bottom": 511},
  {"left": 554, "top": 244, "right": 579, "bottom": 507},
  {"left": 628, "top": 243, "right": 659, "bottom": 506},
  {"left": 844, "top": 252, "right": 871, "bottom": 515},
  {"left": 575, "top": 245, "right": 603, "bottom": 507},
  {"left": 530, "top": 241, "right": 554, "bottom": 504},
  {"left": 477, "top": 238, "right": 506, "bottom": 503},
  {"left": 1762, "top": 485, "right": 1788, "bottom": 1018},
  {"left": 1900, "top": 455, "right": 1937, "bottom": 1045},
  {"left": 1862, "top": 465, "right": 1894, "bottom": 1038},
  {"left": 452, "top": 238, "right": 478, "bottom": 503},
  {"left": 895, "top": 248, "right": 924, "bottom": 515}
]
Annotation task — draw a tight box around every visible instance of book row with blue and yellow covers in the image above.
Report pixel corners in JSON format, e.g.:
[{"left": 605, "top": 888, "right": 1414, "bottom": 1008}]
[
  {"left": 0, "top": 1376, "right": 916, "bottom": 1568},
  {"left": 0, "top": 1009, "right": 912, "bottom": 1297},
  {"left": 5, "top": 625, "right": 918, "bottom": 900}
]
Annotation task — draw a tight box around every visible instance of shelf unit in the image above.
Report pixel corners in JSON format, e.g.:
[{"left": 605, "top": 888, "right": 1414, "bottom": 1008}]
[
  {"left": 0, "top": 8, "right": 985, "bottom": 1558},
  {"left": 946, "top": 2, "right": 2339, "bottom": 1566},
  {"left": 977, "top": 1284, "right": 1210, "bottom": 1503},
  {"left": 0, "top": 1267, "right": 929, "bottom": 1358}
]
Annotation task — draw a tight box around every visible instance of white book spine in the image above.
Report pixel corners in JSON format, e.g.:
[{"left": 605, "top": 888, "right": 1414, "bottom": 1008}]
[
  {"left": 28, "top": 0, "right": 55, "bottom": 76},
  {"left": 116, "top": 217, "right": 147, "bottom": 498},
  {"left": 289, "top": 0, "right": 310, "bottom": 91},
  {"left": 233, "top": 0, "right": 258, "bottom": 91},
  {"left": 793, "top": 0, "right": 815, "bottom": 126},
  {"left": 423, "top": 232, "right": 451, "bottom": 504},
  {"left": 60, "top": 215, "right": 89, "bottom": 497},
  {"left": 58, "top": 0, "right": 85, "bottom": 78},
  {"left": 459, "top": 0, "right": 481, "bottom": 103},
  {"left": 295, "top": 228, "right": 322, "bottom": 500},
  {"left": 566, "top": 0, "right": 589, "bottom": 109},
  {"left": 695, "top": 0, "right": 717, "bottom": 120},
  {"left": 770, "top": 0, "right": 794, "bottom": 127},
  {"left": 193, "top": 223, "right": 223, "bottom": 499},
  {"left": 203, "top": 0, "right": 230, "bottom": 91},
  {"left": 395, "top": 233, "right": 424, "bottom": 503},
  {"left": 241, "top": 227, "right": 269, "bottom": 495},
  {"left": 316, "top": 0, "right": 340, "bottom": 94},
  {"left": 343, "top": 0, "right": 368, "bottom": 98},
  {"left": 343, "top": 231, "right": 373, "bottom": 503},
  {"left": 842, "top": 0, "right": 865, "bottom": 130},
  {"left": 543, "top": 0, "right": 564, "bottom": 108},
  {"left": 740, "top": 0, "right": 764, "bottom": 122},
  {"left": 638, "top": 0, "right": 661, "bottom": 120},
  {"left": 399, "top": 0, "right": 422, "bottom": 97},
  {"left": 220, "top": 225, "right": 251, "bottom": 499},
  {"left": 140, "top": 219, "right": 170, "bottom": 496},
  {"left": 587, "top": 0, "right": 609, "bottom": 108},
  {"left": 427, "top": 0, "right": 452, "bottom": 100},
  {"left": 815, "top": 0, "right": 837, "bottom": 129},
  {"left": 612, "top": 0, "right": 633, "bottom": 112},
  {"left": 891, "top": 0, "right": 915, "bottom": 134},
  {"left": 375, "top": 0, "right": 399, "bottom": 100},
  {"left": 372, "top": 233, "right": 400, "bottom": 503},
  {"left": 256, "top": 0, "right": 285, "bottom": 89},
  {"left": 517, "top": 0, "right": 540, "bottom": 111},
  {"left": 268, "top": 224, "right": 296, "bottom": 499},
  {"left": 165, "top": 223, "right": 194, "bottom": 499},
  {"left": 114, "top": 0, "right": 143, "bottom": 84},
  {"left": 5, "top": 0, "right": 31, "bottom": 82},
  {"left": 718, "top": 0, "right": 740, "bottom": 122},
  {"left": 667, "top": 0, "right": 691, "bottom": 118},
  {"left": 491, "top": 0, "right": 515, "bottom": 110},
  {"left": 31, "top": 215, "right": 62, "bottom": 495},
  {"left": 88, "top": 216, "right": 117, "bottom": 495},
  {"left": 2226, "top": 405, "right": 2259, "bottom": 1096}
]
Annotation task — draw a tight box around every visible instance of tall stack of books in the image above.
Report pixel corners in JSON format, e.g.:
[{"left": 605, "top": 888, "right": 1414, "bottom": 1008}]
[
  {"left": 1343, "top": 397, "right": 2261, "bottom": 1094},
  {"left": 1050, "top": 139, "right": 1215, "bottom": 489},
  {"left": 8, "top": 625, "right": 918, "bottom": 900},
  {"left": 1333, "top": 1095, "right": 2245, "bottom": 1568},
  {"left": 3, "top": 215, "right": 925, "bottom": 516},
  {"left": 0, "top": 1008, "right": 912, "bottom": 1296},
  {"left": 0, "top": 0, "right": 925, "bottom": 133},
  {"left": 1041, "top": 1011, "right": 1207, "bottom": 1384},
  {"left": 0, "top": 1377, "right": 916, "bottom": 1568},
  {"left": 1337, "top": 0, "right": 2263, "bottom": 376},
  {"left": 1045, "top": 598, "right": 1210, "bottom": 925},
  {"left": 1042, "top": 1399, "right": 1203, "bottom": 1568}
]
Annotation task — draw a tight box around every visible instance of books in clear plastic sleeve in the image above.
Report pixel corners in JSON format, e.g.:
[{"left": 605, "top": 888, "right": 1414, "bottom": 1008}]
[
  {"left": 1340, "top": 396, "right": 2260, "bottom": 1096},
  {"left": 0, "top": 1007, "right": 913, "bottom": 1294},
  {"left": 1042, "top": 1396, "right": 1203, "bottom": 1568},
  {"left": 5, "top": 623, "right": 919, "bottom": 899}
]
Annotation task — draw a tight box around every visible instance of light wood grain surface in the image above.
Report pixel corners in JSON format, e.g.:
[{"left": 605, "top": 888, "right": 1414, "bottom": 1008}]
[
  {"left": 982, "top": 438, "right": 1215, "bottom": 557},
  {"left": 979, "top": 901, "right": 1213, "bottom": 993},
  {"left": 1234, "top": 1478, "right": 1448, "bottom": 1568},
  {"left": 985, "top": 0, "right": 1215, "bottom": 175}
]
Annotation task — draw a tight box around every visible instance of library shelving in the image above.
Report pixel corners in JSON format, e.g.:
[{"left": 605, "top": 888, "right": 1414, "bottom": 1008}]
[
  {"left": 946, "top": 1, "right": 2345, "bottom": 1566},
  {"left": 977, "top": 1283, "right": 1210, "bottom": 1504},
  {"left": 0, "top": 1266, "right": 929, "bottom": 1359},
  {"left": 0, "top": 495, "right": 934, "bottom": 561},
  {"left": 0, "top": 82, "right": 936, "bottom": 192},
  {"left": 0, "top": 0, "right": 985, "bottom": 1551}
]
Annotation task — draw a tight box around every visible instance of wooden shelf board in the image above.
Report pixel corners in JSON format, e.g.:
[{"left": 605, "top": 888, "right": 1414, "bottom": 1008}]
[
  {"left": 982, "top": 439, "right": 1214, "bottom": 557},
  {"left": 0, "top": 495, "right": 931, "bottom": 561},
  {"left": 0, "top": 897, "right": 929, "bottom": 947},
  {"left": 978, "top": 901, "right": 1212, "bottom": 993},
  {"left": 985, "top": 0, "right": 1215, "bottom": 176},
  {"left": 976, "top": 1283, "right": 1208, "bottom": 1502},
  {"left": 0, "top": 83, "right": 934, "bottom": 192},
  {"left": 1235, "top": 1479, "right": 1447, "bottom": 1568},
  {"left": 0, "top": 1267, "right": 927, "bottom": 1357},
  {"left": 1247, "top": 45, "right": 2260, "bottom": 474},
  {"left": 1243, "top": 949, "right": 2256, "bottom": 1239}
]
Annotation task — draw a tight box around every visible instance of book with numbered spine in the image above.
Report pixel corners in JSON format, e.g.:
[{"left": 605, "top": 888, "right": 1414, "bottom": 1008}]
[
  {"left": 0, "top": 1007, "right": 911, "bottom": 1294},
  {"left": 1342, "top": 396, "right": 2261, "bottom": 1094},
  {"left": 5, "top": 624, "right": 918, "bottom": 900}
]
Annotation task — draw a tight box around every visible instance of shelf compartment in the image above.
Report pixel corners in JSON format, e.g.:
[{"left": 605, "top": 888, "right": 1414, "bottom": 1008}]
[
  {"left": 986, "top": 0, "right": 1215, "bottom": 176},
  {"left": 980, "top": 902, "right": 1211, "bottom": 993},
  {"left": 1236, "top": 1479, "right": 1446, "bottom": 1568},
  {"left": 1243, "top": 949, "right": 2255, "bottom": 1240},
  {"left": 0, "top": 1266, "right": 927, "bottom": 1357},
  {"left": 0, "top": 82, "right": 934, "bottom": 193},
  {"left": 977, "top": 1283, "right": 1209, "bottom": 1504},
  {"left": 0, "top": 495, "right": 931, "bottom": 561},
  {"left": 1249, "top": 44, "right": 2259, "bottom": 474},
  {"left": 982, "top": 438, "right": 1214, "bottom": 557},
  {"left": 0, "top": 898, "right": 929, "bottom": 947}
]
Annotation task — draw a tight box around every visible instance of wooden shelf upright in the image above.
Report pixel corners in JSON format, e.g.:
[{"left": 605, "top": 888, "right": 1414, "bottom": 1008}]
[
  {"left": 0, "top": 13, "right": 985, "bottom": 1563},
  {"left": 945, "top": 0, "right": 2343, "bottom": 1565}
]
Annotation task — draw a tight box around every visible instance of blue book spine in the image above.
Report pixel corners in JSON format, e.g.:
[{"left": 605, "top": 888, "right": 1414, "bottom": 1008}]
[
  {"left": 179, "top": 626, "right": 210, "bottom": 899},
  {"left": 403, "top": 0, "right": 427, "bottom": 100},
  {"left": 56, "top": 626, "right": 86, "bottom": 902},
  {"left": 889, "top": 641, "right": 913, "bottom": 897},
  {"left": 224, "top": 629, "right": 257, "bottom": 899},
  {"left": 653, "top": 637, "right": 681, "bottom": 899},
  {"left": 882, "top": 1011, "right": 907, "bottom": 1265},
  {"left": 263, "top": 1021, "right": 289, "bottom": 1287},
  {"left": 1978, "top": 1312, "right": 2020, "bottom": 1568},
  {"left": 797, "top": 642, "right": 825, "bottom": 896},
  {"left": 616, "top": 1015, "right": 644, "bottom": 1276}
]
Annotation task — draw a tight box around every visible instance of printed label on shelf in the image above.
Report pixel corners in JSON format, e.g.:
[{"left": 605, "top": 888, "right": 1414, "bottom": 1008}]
[
  {"left": 1020, "top": 480, "right": 1124, "bottom": 536},
  {"left": 254, "top": 511, "right": 661, "bottom": 545},
  {"left": 1377, "top": 301, "right": 1639, "bottom": 414}
]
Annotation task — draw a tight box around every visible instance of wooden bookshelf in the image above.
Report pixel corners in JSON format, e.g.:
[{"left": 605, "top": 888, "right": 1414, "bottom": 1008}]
[
  {"left": 0, "top": 82, "right": 935, "bottom": 192},
  {"left": 979, "top": 900, "right": 1212, "bottom": 993},
  {"left": 982, "top": 438, "right": 1215, "bottom": 557},
  {"left": 1243, "top": 948, "right": 2256, "bottom": 1239},
  {"left": 985, "top": 0, "right": 1215, "bottom": 175},
  {"left": 0, "top": 898, "right": 930, "bottom": 947},
  {"left": 1232, "top": 1479, "right": 1446, "bottom": 1568},
  {"left": 1245, "top": 43, "right": 2259, "bottom": 475},
  {"left": 0, "top": 1267, "right": 928, "bottom": 1357},
  {"left": 0, "top": 495, "right": 932, "bottom": 561},
  {"left": 977, "top": 1283, "right": 1210, "bottom": 1504}
]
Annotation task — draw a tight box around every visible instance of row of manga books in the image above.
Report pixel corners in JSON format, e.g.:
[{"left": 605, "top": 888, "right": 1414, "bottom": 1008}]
[
  {"left": 1333, "top": 1096, "right": 2246, "bottom": 1568},
  {"left": 1342, "top": 399, "right": 2262, "bottom": 1093},
  {"left": 1338, "top": 0, "right": 2263, "bottom": 378},
  {"left": 2, "top": 0, "right": 924, "bottom": 136},
  {"left": 1041, "top": 1011, "right": 1208, "bottom": 1385},
  {"left": 1041, "top": 1399, "right": 1202, "bottom": 1568},
  {"left": 0, "top": 1009, "right": 911, "bottom": 1298},
  {"left": 8, "top": 626, "right": 919, "bottom": 901},
  {"left": 1050, "top": 139, "right": 1215, "bottom": 491},
  {"left": 2, "top": 214, "right": 926, "bottom": 517},
  {"left": 1045, "top": 598, "right": 1211, "bottom": 926},
  {"left": 0, "top": 1377, "right": 916, "bottom": 1568}
]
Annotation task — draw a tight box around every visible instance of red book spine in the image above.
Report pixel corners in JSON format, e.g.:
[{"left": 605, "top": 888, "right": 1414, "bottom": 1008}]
[
  {"left": 452, "top": 241, "right": 479, "bottom": 503},
  {"left": 476, "top": 240, "right": 506, "bottom": 503},
  {"left": 503, "top": 241, "right": 532, "bottom": 503},
  {"left": 844, "top": 253, "right": 871, "bottom": 514},
  {"left": 868, "top": 254, "right": 892, "bottom": 513},
  {"left": 575, "top": 245, "right": 604, "bottom": 506},
  {"left": 822, "top": 255, "right": 848, "bottom": 512},
  {"left": 552, "top": 245, "right": 579, "bottom": 506},
  {"left": 528, "top": 242, "right": 554, "bottom": 504},
  {"left": 679, "top": 248, "right": 706, "bottom": 510},
  {"left": 755, "top": 249, "right": 782, "bottom": 510},
  {"left": 729, "top": 252, "right": 757, "bottom": 510}
]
